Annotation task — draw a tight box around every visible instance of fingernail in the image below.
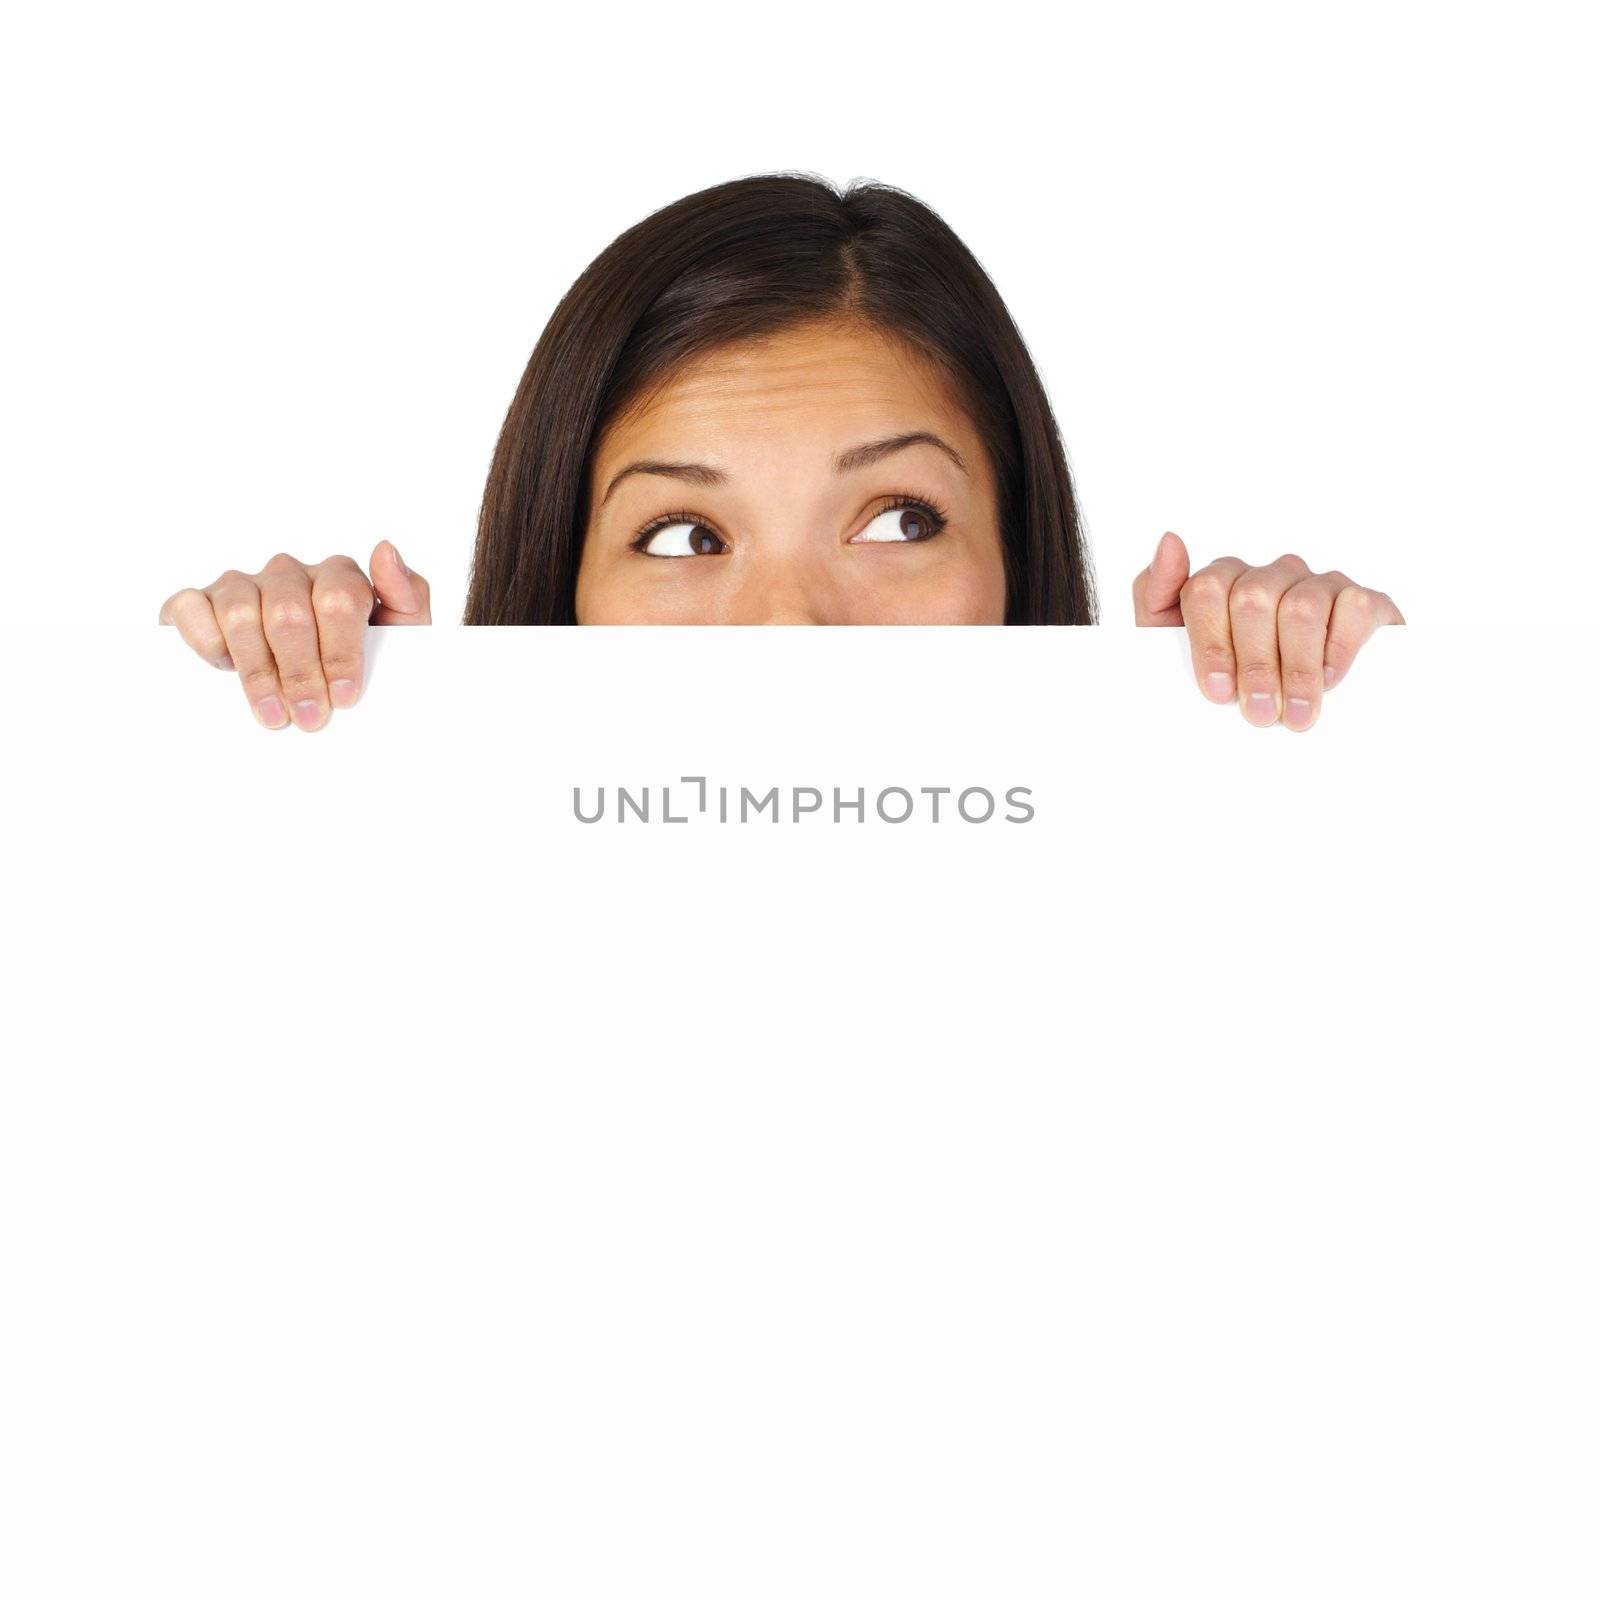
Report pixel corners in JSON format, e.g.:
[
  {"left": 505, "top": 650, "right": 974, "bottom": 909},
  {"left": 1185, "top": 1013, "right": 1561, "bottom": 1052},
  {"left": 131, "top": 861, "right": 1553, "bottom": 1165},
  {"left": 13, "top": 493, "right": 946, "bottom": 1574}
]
[
  {"left": 1244, "top": 692, "right": 1279, "bottom": 726},
  {"left": 213, "top": 653, "right": 234, "bottom": 671},
  {"left": 1324, "top": 664, "right": 1340, "bottom": 689},
  {"left": 291, "top": 698, "right": 325, "bottom": 730},
  {"left": 329, "top": 677, "right": 360, "bottom": 709},
  {"left": 392, "top": 543, "right": 410, "bottom": 577},
  {"left": 1284, "top": 697, "right": 1314, "bottom": 731},
  {"left": 256, "top": 696, "right": 287, "bottom": 729},
  {"left": 1205, "top": 670, "right": 1234, "bottom": 703}
]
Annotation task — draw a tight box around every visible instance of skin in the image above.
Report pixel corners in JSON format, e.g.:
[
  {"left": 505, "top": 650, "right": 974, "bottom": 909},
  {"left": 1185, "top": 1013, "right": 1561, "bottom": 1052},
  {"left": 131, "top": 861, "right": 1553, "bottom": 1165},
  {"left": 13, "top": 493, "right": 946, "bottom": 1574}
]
[
  {"left": 158, "top": 318, "right": 1403, "bottom": 731},
  {"left": 574, "top": 319, "right": 1005, "bottom": 625}
]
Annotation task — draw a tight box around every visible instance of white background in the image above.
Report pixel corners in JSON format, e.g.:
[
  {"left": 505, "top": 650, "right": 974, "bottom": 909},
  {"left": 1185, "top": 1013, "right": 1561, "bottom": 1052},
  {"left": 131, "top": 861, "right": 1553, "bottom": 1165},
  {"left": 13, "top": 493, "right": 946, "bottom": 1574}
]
[
  {"left": 2, "top": 0, "right": 1595, "bottom": 622},
  {"left": 4, "top": 624, "right": 1597, "bottom": 1595},
  {"left": 4, "top": 3, "right": 1599, "bottom": 1595}
]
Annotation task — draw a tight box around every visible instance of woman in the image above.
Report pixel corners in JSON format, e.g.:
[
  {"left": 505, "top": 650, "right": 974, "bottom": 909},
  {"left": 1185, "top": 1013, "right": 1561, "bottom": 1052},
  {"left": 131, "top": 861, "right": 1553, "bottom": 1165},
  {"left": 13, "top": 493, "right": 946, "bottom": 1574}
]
[{"left": 157, "top": 172, "right": 1404, "bottom": 732}]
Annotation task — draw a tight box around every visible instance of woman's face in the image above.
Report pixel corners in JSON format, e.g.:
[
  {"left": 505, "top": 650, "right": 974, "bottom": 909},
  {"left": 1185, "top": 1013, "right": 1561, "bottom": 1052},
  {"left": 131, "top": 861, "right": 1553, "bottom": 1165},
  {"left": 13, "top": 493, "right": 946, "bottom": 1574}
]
[{"left": 575, "top": 319, "right": 1006, "bottom": 624}]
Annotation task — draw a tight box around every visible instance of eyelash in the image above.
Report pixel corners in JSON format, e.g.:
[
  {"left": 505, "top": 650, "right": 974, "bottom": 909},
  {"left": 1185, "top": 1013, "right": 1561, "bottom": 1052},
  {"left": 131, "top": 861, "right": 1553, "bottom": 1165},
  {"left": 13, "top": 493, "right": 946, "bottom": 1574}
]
[{"left": 628, "top": 493, "right": 952, "bottom": 554}]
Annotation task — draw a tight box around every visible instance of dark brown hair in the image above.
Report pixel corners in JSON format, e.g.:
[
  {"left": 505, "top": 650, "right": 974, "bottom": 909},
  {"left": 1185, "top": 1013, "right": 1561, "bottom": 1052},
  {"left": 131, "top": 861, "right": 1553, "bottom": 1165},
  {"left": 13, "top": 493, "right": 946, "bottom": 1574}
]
[{"left": 465, "top": 172, "right": 1097, "bottom": 625}]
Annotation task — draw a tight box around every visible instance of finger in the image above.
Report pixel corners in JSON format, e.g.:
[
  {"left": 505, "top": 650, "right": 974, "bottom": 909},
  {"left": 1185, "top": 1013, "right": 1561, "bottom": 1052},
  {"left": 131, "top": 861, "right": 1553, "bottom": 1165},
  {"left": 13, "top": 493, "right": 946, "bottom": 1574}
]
[
  {"left": 1276, "top": 572, "right": 1347, "bottom": 732},
  {"left": 207, "top": 571, "right": 287, "bottom": 729},
  {"left": 309, "top": 557, "right": 375, "bottom": 710},
  {"left": 1133, "top": 531, "right": 1190, "bottom": 625},
  {"left": 159, "top": 587, "right": 234, "bottom": 669},
  {"left": 256, "top": 554, "right": 330, "bottom": 732},
  {"left": 1178, "top": 557, "right": 1249, "bottom": 704},
  {"left": 368, "top": 540, "right": 430, "bottom": 625},
  {"left": 1228, "top": 552, "right": 1313, "bottom": 727},
  {"left": 1324, "top": 586, "right": 1405, "bottom": 691}
]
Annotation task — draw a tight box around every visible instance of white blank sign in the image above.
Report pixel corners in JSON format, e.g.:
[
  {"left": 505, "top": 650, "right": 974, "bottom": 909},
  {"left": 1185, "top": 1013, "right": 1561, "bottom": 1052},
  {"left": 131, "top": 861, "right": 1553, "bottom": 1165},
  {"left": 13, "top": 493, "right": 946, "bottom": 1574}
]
[{"left": 2, "top": 623, "right": 1595, "bottom": 1597}]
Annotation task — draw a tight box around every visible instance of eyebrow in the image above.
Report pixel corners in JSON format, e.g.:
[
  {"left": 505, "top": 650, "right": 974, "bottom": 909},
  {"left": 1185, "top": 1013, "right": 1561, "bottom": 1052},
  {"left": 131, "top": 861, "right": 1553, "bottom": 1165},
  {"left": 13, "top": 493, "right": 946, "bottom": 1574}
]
[{"left": 598, "top": 430, "right": 968, "bottom": 509}]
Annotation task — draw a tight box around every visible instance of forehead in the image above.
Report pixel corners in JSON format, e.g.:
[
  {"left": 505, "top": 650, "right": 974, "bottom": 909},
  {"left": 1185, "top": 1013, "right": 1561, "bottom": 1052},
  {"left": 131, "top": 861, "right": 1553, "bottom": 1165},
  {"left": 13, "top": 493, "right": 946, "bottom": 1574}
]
[{"left": 593, "top": 319, "right": 978, "bottom": 469}]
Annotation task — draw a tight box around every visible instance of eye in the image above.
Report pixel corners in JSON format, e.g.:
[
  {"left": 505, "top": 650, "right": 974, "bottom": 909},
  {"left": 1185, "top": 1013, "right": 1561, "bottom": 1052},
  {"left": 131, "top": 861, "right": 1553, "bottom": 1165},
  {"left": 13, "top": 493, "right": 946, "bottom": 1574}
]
[
  {"left": 848, "top": 497, "right": 948, "bottom": 544},
  {"left": 632, "top": 517, "right": 728, "bottom": 558}
]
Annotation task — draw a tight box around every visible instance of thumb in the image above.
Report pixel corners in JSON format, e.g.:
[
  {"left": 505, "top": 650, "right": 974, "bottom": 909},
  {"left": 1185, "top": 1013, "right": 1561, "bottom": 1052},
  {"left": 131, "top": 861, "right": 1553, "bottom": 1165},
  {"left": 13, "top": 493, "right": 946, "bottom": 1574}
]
[
  {"left": 368, "top": 540, "right": 431, "bottom": 625},
  {"left": 1133, "top": 530, "right": 1189, "bottom": 625}
]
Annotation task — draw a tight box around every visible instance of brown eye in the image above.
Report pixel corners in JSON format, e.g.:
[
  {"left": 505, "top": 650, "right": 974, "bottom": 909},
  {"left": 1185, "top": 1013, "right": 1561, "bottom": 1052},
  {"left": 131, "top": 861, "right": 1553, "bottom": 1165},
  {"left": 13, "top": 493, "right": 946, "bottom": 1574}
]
[
  {"left": 849, "top": 501, "right": 948, "bottom": 545},
  {"left": 637, "top": 520, "right": 728, "bottom": 557}
]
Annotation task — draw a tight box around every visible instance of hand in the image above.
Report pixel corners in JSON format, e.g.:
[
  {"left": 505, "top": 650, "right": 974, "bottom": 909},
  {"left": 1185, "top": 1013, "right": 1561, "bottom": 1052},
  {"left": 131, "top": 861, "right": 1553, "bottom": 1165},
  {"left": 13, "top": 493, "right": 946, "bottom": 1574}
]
[
  {"left": 158, "top": 541, "right": 431, "bottom": 730},
  {"left": 1132, "top": 532, "right": 1404, "bottom": 731}
]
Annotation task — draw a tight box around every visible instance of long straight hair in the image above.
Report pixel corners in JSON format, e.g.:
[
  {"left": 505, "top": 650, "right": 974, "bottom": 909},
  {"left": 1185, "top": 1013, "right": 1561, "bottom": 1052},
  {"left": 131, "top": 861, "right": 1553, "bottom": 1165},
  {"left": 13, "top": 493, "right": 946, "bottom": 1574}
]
[{"left": 465, "top": 173, "right": 1097, "bottom": 625}]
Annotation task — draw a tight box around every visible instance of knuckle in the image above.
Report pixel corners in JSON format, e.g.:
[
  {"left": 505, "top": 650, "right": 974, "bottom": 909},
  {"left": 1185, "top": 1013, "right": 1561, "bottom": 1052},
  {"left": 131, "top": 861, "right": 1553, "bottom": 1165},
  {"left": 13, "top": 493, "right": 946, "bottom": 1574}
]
[
  {"left": 218, "top": 598, "right": 261, "bottom": 631},
  {"left": 313, "top": 583, "right": 370, "bottom": 621},
  {"left": 263, "top": 551, "right": 303, "bottom": 573},
  {"left": 161, "top": 587, "right": 202, "bottom": 623},
  {"left": 1230, "top": 580, "right": 1275, "bottom": 615},
  {"left": 1279, "top": 589, "right": 1327, "bottom": 626},
  {"left": 1182, "top": 571, "right": 1228, "bottom": 607},
  {"left": 277, "top": 667, "right": 324, "bottom": 695},
  {"left": 264, "top": 598, "right": 313, "bottom": 632},
  {"left": 1282, "top": 666, "right": 1322, "bottom": 696},
  {"left": 1237, "top": 659, "right": 1279, "bottom": 685},
  {"left": 241, "top": 665, "right": 279, "bottom": 692}
]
